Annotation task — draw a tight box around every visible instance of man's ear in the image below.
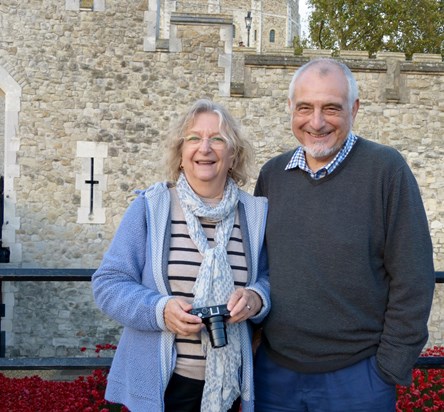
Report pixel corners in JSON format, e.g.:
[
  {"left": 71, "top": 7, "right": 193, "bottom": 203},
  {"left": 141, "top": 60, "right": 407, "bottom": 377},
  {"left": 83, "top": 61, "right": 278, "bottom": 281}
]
[{"left": 351, "top": 99, "right": 360, "bottom": 122}]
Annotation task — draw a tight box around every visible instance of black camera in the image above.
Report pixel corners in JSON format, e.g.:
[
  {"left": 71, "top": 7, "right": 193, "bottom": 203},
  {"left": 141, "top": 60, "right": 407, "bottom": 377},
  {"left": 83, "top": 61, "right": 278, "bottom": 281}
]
[{"left": 190, "top": 304, "right": 231, "bottom": 348}]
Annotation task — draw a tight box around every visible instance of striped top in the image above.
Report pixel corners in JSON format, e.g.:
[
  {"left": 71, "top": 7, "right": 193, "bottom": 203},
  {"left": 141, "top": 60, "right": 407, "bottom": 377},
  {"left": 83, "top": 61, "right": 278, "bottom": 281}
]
[{"left": 168, "top": 187, "right": 248, "bottom": 380}]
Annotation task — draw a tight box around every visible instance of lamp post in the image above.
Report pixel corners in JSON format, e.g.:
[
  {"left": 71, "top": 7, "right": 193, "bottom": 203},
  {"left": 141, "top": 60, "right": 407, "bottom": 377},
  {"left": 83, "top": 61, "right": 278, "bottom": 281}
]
[{"left": 245, "top": 11, "right": 252, "bottom": 47}]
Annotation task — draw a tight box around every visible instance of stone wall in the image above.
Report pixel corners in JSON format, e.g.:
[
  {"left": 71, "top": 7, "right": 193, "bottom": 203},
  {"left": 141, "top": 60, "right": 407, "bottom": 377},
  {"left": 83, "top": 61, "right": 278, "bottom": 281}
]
[
  {"left": 0, "top": 1, "right": 443, "bottom": 356},
  {"left": 171, "top": 0, "right": 299, "bottom": 50},
  {"left": 0, "top": 92, "right": 4, "bottom": 169}
]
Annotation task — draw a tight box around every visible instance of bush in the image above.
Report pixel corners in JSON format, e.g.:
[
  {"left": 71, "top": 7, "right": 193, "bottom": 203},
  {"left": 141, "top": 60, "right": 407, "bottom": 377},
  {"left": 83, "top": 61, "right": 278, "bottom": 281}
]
[{"left": 396, "top": 346, "right": 444, "bottom": 411}]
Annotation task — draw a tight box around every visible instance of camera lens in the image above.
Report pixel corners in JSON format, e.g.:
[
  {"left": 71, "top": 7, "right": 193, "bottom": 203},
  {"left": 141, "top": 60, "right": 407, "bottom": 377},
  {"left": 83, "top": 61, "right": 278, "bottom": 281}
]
[{"left": 206, "top": 315, "right": 228, "bottom": 348}]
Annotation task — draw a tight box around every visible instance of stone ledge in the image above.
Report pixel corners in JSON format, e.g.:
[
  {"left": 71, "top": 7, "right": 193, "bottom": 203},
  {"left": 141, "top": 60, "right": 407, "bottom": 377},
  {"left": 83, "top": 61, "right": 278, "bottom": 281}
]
[
  {"left": 412, "top": 53, "right": 442, "bottom": 62},
  {"left": 171, "top": 13, "right": 233, "bottom": 25},
  {"left": 401, "top": 61, "right": 444, "bottom": 73},
  {"left": 245, "top": 54, "right": 308, "bottom": 67},
  {"left": 244, "top": 54, "right": 388, "bottom": 72},
  {"left": 0, "top": 357, "right": 112, "bottom": 370}
]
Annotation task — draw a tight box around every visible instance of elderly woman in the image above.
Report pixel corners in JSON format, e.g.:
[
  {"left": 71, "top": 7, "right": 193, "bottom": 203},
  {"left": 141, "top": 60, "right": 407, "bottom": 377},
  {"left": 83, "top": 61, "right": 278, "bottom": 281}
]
[{"left": 92, "top": 99, "right": 270, "bottom": 412}]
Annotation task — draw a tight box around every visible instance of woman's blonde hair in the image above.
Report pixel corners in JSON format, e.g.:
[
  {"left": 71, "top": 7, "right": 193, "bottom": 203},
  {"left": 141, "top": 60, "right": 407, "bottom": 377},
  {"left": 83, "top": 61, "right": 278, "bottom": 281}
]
[{"left": 164, "top": 99, "right": 253, "bottom": 186}]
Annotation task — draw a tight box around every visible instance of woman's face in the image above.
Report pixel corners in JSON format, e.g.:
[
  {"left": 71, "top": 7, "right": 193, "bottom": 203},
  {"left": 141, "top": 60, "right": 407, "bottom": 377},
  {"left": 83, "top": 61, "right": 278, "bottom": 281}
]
[{"left": 180, "top": 112, "right": 234, "bottom": 198}]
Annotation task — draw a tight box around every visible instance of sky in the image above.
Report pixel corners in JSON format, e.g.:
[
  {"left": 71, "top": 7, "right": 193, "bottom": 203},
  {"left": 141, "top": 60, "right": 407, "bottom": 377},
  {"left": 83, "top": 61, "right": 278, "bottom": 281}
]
[{"left": 299, "top": 0, "right": 311, "bottom": 38}]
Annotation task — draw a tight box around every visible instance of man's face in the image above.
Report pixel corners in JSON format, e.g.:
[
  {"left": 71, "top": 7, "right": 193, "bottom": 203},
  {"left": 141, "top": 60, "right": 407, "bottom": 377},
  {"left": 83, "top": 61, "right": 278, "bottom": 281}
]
[{"left": 289, "top": 66, "right": 359, "bottom": 171}]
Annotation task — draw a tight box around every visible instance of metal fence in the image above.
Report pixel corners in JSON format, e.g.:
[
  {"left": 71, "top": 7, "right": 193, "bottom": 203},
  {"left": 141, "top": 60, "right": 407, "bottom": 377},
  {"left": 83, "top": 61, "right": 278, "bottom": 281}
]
[{"left": 0, "top": 268, "right": 443, "bottom": 371}]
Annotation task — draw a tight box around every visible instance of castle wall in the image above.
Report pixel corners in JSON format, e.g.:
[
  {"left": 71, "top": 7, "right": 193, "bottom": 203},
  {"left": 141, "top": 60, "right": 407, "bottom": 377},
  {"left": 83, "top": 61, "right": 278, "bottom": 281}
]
[
  {"left": 0, "top": 1, "right": 442, "bottom": 356},
  {"left": 0, "top": 92, "right": 4, "bottom": 167},
  {"left": 170, "top": 0, "right": 299, "bottom": 50}
]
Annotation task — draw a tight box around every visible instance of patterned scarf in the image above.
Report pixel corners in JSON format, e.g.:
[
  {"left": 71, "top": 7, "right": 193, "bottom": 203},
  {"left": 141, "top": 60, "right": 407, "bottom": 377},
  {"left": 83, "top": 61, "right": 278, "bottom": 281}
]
[{"left": 175, "top": 172, "right": 241, "bottom": 412}]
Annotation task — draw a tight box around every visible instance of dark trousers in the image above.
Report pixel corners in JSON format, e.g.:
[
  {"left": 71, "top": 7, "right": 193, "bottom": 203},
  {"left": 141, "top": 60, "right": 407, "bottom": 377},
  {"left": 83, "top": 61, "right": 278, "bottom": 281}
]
[
  {"left": 254, "top": 344, "right": 396, "bottom": 412},
  {"left": 164, "top": 372, "right": 241, "bottom": 412}
]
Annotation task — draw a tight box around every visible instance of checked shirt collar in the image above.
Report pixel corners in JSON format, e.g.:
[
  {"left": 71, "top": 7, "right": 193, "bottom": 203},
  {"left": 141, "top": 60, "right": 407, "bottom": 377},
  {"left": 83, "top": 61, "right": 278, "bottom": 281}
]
[{"left": 285, "top": 133, "right": 357, "bottom": 180}]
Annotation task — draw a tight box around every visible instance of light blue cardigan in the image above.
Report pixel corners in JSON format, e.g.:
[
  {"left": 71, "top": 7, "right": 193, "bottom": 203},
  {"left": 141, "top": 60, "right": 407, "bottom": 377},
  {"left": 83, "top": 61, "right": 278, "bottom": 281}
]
[{"left": 92, "top": 182, "right": 270, "bottom": 412}]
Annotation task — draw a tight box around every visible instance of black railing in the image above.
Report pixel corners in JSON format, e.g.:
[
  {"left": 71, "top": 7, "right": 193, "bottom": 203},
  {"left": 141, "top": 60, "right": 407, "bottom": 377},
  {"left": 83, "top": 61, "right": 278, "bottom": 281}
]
[
  {"left": 0, "top": 268, "right": 443, "bottom": 370},
  {"left": 0, "top": 176, "right": 10, "bottom": 263},
  {"left": 0, "top": 268, "right": 111, "bottom": 369}
]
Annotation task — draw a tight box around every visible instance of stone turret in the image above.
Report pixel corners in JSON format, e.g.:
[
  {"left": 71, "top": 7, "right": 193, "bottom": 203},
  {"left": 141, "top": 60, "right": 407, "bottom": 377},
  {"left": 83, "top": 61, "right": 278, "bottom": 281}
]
[{"left": 148, "top": 0, "right": 300, "bottom": 52}]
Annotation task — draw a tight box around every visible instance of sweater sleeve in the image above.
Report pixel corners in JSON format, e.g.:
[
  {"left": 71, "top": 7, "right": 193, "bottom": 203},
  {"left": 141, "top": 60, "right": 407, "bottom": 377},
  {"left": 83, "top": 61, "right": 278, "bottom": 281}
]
[
  {"left": 92, "top": 193, "right": 168, "bottom": 332},
  {"left": 246, "top": 239, "right": 270, "bottom": 323},
  {"left": 376, "top": 163, "right": 435, "bottom": 385},
  {"left": 239, "top": 192, "right": 270, "bottom": 323}
]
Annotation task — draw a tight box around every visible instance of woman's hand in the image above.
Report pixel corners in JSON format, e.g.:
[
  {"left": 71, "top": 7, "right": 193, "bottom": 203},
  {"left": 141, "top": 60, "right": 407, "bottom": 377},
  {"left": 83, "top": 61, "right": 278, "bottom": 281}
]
[
  {"left": 164, "top": 298, "right": 203, "bottom": 335},
  {"left": 226, "top": 288, "right": 263, "bottom": 323}
]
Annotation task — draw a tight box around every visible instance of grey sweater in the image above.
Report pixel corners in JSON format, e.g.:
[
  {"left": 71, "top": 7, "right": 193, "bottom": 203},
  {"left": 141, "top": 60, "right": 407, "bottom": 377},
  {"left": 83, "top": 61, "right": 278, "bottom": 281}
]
[{"left": 254, "top": 137, "right": 435, "bottom": 385}]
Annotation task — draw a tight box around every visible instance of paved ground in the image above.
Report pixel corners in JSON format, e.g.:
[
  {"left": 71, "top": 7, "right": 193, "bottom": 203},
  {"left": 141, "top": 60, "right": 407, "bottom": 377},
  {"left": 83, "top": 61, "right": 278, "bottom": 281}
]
[{"left": 1, "top": 368, "right": 97, "bottom": 381}]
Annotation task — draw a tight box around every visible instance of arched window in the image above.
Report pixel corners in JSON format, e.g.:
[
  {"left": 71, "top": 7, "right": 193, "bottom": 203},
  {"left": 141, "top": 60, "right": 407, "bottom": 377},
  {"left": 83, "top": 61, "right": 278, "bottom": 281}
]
[
  {"left": 233, "top": 25, "right": 236, "bottom": 38},
  {"left": 269, "top": 29, "right": 276, "bottom": 43}
]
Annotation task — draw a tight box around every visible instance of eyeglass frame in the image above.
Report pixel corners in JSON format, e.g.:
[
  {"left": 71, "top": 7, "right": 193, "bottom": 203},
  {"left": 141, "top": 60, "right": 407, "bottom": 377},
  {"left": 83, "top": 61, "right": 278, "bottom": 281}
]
[{"left": 181, "top": 134, "right": 228, "bottom": 148}]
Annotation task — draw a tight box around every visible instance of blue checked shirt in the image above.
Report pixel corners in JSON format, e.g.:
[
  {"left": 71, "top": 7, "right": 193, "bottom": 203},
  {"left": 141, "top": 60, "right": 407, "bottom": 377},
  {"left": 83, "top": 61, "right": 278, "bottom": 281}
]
[{"left": 285, "top": 133, "right": 357, "bottom": 179}]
